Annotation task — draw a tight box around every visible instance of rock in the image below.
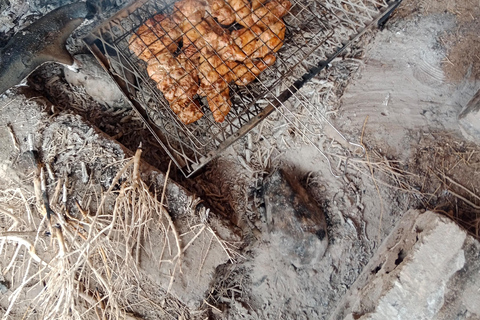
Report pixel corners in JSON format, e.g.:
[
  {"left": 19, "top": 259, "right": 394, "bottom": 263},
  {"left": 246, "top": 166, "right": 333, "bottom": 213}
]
[
  {"left": 263, "top": 169, "right": 328, "bottom": 267},
  {"left": 0, "top": 3, "right": 91, "bottom": 95},
  {"left": 0, "top": 281, "right": 8, "bottom": 294},
  {"left": 459, "top": 89, "right": 480, "bottom": 142},
  {"left": 329, "top": 210, "right": 480, "bottom": 320},
  {"left": 64, "top": 54, "right": 126, "bottom": 106}
]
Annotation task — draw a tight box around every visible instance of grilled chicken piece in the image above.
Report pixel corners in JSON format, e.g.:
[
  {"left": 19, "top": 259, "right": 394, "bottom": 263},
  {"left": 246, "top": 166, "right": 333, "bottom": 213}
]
[
  {"left": 227, "top": 54, "right": 276, "bottom": 85},
  {"left": 197, "top": 48, "right": 276, "bottom": 121},
  {"left": 225, "top": 0, "right": 290, "bottom": 28},
  {"left": 231, "top": 0, "right": 290, "bottom": 59},
  {"left": 201, "top": 81, "right": 232, "bottom": 123},
  {"left": 251, "top": 20, "right": 286, "bottom": 58},
  {"left": 231, "top": 24, "right": 262, "bottom": 57},
  {"left": 170, "top": 98, "right": 204, "bottom": 124},
  {"left": 206, "top": 0, "right": 236, "bottom": 25},
  {"left": 172, "top": 0, "right": 207, "bottom": 26},
  {"left": 198, "top": 48, "right": 233, "bottom": 122},
  {"left": 180, "top": 16, "right": 246, "bottom": 61},
  {"left": 180, "top": 20, "right": 210, "bottom": 49},
  {"left": 147, "top": 52, "right": 203, "bottom": 124},
  {"left": 129, "top": 14, "right": 182, "bottom": 61},
  {"left": 252, "top": 0, "right": 292, "bottom": 27},
  {"left": 203, "top": 17, "right": 247, "bottom": 61},
  {"left": 174, "top": 0, "right": 236, "bottom": 26},
  {"left": 205, "top": 31, "right": 247, "bottom": 61},
  {"left": 226, "top": 0, "right": 255, "bottom": 27},
  {"left": 147, "top": 52, "right": 199, "bottom": 101},
  {"left": 172, "top": 0, "right": 239, "bottom": 60},
  {"left": 232, "top": 20, "right": 285, "bottom": 58},
  {"left": 129, "top": 0, "right": 290, "bottom": 124},
  {"left": 251, "top": 0, "right": 268, "bottom": 10},
  {"left": 172, "top": 0, "right": 208, "bottom": 53}
]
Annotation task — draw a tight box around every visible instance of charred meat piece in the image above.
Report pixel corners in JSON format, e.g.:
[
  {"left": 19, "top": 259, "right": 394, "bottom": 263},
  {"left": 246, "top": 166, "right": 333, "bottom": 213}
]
[
  {"left": 251, "top": 20, "right": 286, "bottom": 58},
  {"left": 197, "top": 49, "right": 275, "bottom": 122},
  {"left": 227, "top": 0, "right": 255, "bottom": 27},
  {"left": 178, "top": 14, "right": 246, "bottom": 61},
  {"left": 231, "top": 21, "right": 286, "bottom": 58},
  {"left": 231, "top": 25, "right": 262, "bottom": 57},
  {"left": 251, "top": 0, "right": 292, "bottom": 26},
  {"left": 231, "top": 0, "right": 290, "bottom": 59},
  {"left": 172, "top": 0, "right": 207, "bottom": 26},
  {"left": 251, "top": 0, "right": 268, "bottom": 10}
]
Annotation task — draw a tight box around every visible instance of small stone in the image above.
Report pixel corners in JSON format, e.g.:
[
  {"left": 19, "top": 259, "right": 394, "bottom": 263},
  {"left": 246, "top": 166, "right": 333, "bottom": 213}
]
[
  {"left": 263, "top": 169, "right": 329, "bottom": 266},
  {"left": 0, "top": 281, "right": 9, "bottom": 294}
]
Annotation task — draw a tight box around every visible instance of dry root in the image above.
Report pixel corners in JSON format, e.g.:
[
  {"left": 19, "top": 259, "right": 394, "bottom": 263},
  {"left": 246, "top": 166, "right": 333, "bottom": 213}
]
[
  {"left": 0, "top": 149, "right": 176, "bottom": 319},
  {"left": 0, "top": 146, "right": 237, "bottom": 319}
]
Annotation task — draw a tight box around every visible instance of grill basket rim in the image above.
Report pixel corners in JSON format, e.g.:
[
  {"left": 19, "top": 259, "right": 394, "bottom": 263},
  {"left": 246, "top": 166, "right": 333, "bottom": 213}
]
[{"left": 83, "top": 0, "right": 402, "bottom": 178}]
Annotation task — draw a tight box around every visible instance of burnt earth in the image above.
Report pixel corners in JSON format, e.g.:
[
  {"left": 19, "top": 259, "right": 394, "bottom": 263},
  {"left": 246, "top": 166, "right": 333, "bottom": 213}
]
[{"left": 263, "top": 168, "right": 329, "bottom": 267}]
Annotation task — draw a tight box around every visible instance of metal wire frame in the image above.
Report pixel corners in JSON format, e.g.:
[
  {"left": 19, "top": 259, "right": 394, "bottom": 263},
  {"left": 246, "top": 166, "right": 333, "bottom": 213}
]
[{"left": 84, "top": 0, "right": 401, "bottom": 177}]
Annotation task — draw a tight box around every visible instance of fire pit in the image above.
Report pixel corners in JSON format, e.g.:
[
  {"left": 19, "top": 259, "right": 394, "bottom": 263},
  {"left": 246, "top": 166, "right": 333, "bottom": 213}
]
[{"left": 84, "top": 0, "right": 401, "bottom": 177}]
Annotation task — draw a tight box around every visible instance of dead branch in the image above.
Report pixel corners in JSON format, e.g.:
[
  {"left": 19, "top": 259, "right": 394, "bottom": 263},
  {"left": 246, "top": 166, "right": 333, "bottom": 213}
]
[
  {"left": 0, "top": 233, "right": 48, "bottom": 266},
  {"left": 160, "top": 161, "right": 183, "bottom": 272}
]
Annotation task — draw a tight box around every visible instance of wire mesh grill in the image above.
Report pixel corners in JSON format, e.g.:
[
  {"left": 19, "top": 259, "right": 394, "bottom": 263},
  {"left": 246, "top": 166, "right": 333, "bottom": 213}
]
[{"left": 84, "top": 0, "right": 400, "bottom": 177}]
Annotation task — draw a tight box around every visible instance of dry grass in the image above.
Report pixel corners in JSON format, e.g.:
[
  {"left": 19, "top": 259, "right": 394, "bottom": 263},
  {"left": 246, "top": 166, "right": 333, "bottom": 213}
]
[
  {"left": 0, "top": 141, "right": 241, "bottom": 319},
  {"left": 336, "top": 131, "right": 480, "bottom": 241},
  {"left": 0, "top": 146, "right": 225, "bottom": 319},
  {"left": 205, "top": 264, "right": 250, "bottom": 315},
  {"left": 1, "top": 149, "right": 161, "bottom": 319}
]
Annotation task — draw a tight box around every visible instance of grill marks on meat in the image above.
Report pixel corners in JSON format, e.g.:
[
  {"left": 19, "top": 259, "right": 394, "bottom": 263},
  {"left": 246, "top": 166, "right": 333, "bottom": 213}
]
[
  {"left": 251, "top": 20, "right": 286, "bottom": 58},
  {"left": 207, "top": 0, "right": 236, "bottom": 25},
  {"left": 130, "top": 13, "right": 203, "bottom": 124},
  {"left": 128, "top": 14, "right": 182, "bottom": 62},
  {"left": 172, "top": 0, "right": 246, "bottom": 62},
  {"left": 198, "top": 51, "right": 275, "bottom": 121},
  {"left": 227, "top": 54, "right": 277, "bottom": 85},
  {"left": 178, "top": 17, "right": 246, "bottom": 61},
  {"left": 252, "top": 0, "right": 292, "bottom": 26},
  {"left": 198, "top": 48, "right": 232, "bottom": 122},
  {"left": 232, "top": 0, "right": 290, "bottom": 59},
  {"left": 226, "top": 0, "right": 255, "bottom": 27},
  {"left": 129, "top": 0, "right": 291, "bottom": 124},
  {"left": 147, "top": 52, "right": 203, "bottom": 124}
]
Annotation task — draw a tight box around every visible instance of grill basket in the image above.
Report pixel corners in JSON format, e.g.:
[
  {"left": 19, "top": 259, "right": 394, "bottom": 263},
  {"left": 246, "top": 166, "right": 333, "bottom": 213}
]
[{"left": 84, "top": 0, "right": 402, "bottom": 177}]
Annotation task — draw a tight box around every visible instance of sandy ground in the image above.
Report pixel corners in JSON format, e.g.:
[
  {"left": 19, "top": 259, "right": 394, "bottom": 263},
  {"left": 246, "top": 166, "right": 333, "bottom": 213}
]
[{"left": 1, "top": 0, "right": 480, "bottom": 319}]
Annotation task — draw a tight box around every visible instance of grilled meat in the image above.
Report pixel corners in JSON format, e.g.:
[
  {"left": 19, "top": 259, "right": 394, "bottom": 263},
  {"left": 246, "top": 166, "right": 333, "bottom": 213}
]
[
  {"left": 129, "top": 0, "right": 291, "bottom": 124},
  {"left": 147, "top": 51, "right": 203, "bottom": 124},
  {"left": 198, "top": 48, "right": 233, "bottom": 122},
  {"left": 128, "top": 14, "right": 182, "bottom": 61}
]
